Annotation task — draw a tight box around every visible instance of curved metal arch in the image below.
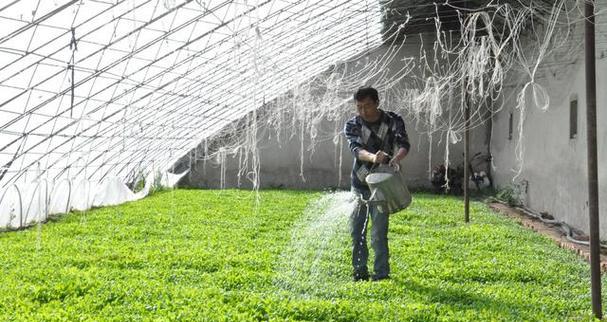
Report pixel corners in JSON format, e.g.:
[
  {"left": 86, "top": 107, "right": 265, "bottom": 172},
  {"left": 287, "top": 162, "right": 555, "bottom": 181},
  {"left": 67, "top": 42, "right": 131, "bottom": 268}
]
[
  {"left": 22, "top": 178, "right": 50, "bottom": 226},
  {"left": 0, "top": 184, "right": 23, "bottom": 228},
  {"left": 48, "top": 177, "right": 73, "bottom": 215}
]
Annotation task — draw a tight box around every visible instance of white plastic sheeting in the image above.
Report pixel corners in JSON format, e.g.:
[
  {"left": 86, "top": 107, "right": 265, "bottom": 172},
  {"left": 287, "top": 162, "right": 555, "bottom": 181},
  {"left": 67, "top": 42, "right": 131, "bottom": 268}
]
[
  {"left": 0, "top": 169, "right": 188, "bottom": 229},
  {"left": 0, "top": 0, "right": 383, "bottom": 228}
]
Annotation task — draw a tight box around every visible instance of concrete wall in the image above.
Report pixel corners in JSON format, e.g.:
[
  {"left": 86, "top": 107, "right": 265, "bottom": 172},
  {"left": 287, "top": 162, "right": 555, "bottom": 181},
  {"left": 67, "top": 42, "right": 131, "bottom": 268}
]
[
  {"left": 491, "top": 21, "right": 607, "bottom": 237},
  {"left": 178, "top": 38, "right": 490, "bottom": 190},
  {"left": 179, "top": 112, "right": 489, "bottom": 190}
]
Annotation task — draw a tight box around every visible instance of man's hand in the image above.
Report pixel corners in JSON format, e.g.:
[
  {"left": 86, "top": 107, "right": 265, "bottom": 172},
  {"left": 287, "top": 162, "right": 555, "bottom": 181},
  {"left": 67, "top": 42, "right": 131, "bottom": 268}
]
[
  {"left": 388, "top": 158, "right": 400, "bottom": 171},
  {"left": 388, "top": 147, "right": 409, "bottom": 170},
  {"left": 373, "top": 151, "right": 389, "bottom": 164}
]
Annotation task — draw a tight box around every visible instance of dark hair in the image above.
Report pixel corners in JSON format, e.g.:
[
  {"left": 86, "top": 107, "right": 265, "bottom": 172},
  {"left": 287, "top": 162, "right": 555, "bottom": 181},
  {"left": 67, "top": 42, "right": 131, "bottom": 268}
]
[{"left": 353, "top": 87, "right": 379, "bottom": 103}]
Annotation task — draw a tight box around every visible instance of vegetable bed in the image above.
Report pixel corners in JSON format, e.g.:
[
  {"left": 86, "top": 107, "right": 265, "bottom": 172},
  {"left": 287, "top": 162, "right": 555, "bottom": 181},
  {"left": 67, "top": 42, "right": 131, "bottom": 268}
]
[{"left": 0, "top": 189, "right": 601, "bottom": 321}]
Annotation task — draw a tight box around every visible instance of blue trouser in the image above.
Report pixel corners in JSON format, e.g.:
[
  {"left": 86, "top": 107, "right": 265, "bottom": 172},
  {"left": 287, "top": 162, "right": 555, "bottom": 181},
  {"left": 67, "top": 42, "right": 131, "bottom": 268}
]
[{"left": 350, "top": 188, "right": 390, "bottom": 278}]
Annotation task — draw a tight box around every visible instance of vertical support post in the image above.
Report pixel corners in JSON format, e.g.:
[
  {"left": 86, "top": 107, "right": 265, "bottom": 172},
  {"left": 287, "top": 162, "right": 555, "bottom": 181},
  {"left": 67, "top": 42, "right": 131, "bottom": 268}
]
[
  {"left": 585, "top": 1, "right": 602, "bottom": 319},
  {"left": 464, "top": 88, "right": 470, "bottom": 223},
  {"left": 463, "top": 0, "right": 471, "bottom": 223}
]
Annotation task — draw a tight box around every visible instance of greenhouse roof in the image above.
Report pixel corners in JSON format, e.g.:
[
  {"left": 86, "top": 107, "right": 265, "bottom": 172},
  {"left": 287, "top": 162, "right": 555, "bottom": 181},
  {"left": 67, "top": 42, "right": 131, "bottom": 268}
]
[
  {"left": 0, "top": 0, "right": 388, "bottom": 185},
  {"left": 0, "top": 0, "right": 574, "bottom": 187}
]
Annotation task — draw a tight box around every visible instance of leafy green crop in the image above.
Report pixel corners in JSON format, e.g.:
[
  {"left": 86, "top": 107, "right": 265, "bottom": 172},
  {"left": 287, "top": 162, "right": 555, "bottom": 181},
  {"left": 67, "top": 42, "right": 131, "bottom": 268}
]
[{"left": 0, "top": 189, "right": 602, "bottom": 321}]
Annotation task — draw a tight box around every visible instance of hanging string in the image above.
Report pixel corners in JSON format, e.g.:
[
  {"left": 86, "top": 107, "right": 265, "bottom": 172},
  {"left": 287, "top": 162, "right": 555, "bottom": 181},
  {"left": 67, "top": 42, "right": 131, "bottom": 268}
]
[{"left": 68, "top": 27, "right": 77, "bottom": 118}]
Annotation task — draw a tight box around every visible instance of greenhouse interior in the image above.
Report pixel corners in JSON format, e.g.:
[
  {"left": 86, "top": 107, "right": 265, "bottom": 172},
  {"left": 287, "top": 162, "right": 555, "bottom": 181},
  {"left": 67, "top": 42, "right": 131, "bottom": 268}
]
[{"left": 0, "top": 0, "right": 606, "bottom": 320}]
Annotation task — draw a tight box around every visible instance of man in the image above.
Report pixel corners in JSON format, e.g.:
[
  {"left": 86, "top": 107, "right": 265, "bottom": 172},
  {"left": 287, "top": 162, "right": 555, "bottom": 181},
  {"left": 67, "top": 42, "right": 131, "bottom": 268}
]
[{"left": 343, "top": 87, "right": 410, "bottom": 281}]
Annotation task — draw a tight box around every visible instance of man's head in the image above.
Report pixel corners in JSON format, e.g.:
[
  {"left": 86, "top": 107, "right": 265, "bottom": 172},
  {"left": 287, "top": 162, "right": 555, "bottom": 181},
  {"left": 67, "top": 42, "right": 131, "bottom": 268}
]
[{"left": 354, "top": 87, "right": 381, "bottom": 122}]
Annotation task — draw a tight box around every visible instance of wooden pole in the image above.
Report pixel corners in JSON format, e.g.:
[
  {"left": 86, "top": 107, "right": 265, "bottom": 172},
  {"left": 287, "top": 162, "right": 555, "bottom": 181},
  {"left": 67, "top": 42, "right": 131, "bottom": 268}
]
[{"left": 584, "top": 1, "right": 602, "bottom": 319}]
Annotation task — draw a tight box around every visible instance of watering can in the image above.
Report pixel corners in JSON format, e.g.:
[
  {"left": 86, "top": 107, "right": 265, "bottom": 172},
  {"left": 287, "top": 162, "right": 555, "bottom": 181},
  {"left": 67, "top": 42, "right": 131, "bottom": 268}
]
[{"left": 365, "top": 164, "right": 411, "bottom": 215}]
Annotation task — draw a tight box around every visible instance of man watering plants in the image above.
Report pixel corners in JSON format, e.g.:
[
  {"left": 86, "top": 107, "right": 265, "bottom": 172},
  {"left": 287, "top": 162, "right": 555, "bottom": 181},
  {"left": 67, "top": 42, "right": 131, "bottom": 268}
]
[{"left": 343, "top": 87, "right": 410, "bottom": 282}]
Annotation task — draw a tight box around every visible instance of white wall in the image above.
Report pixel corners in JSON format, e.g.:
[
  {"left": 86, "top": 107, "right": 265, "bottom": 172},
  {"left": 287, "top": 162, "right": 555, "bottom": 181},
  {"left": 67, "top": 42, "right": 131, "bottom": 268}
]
[{"left": 491, "top": 21, "right": 607, "bottom": 237}]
